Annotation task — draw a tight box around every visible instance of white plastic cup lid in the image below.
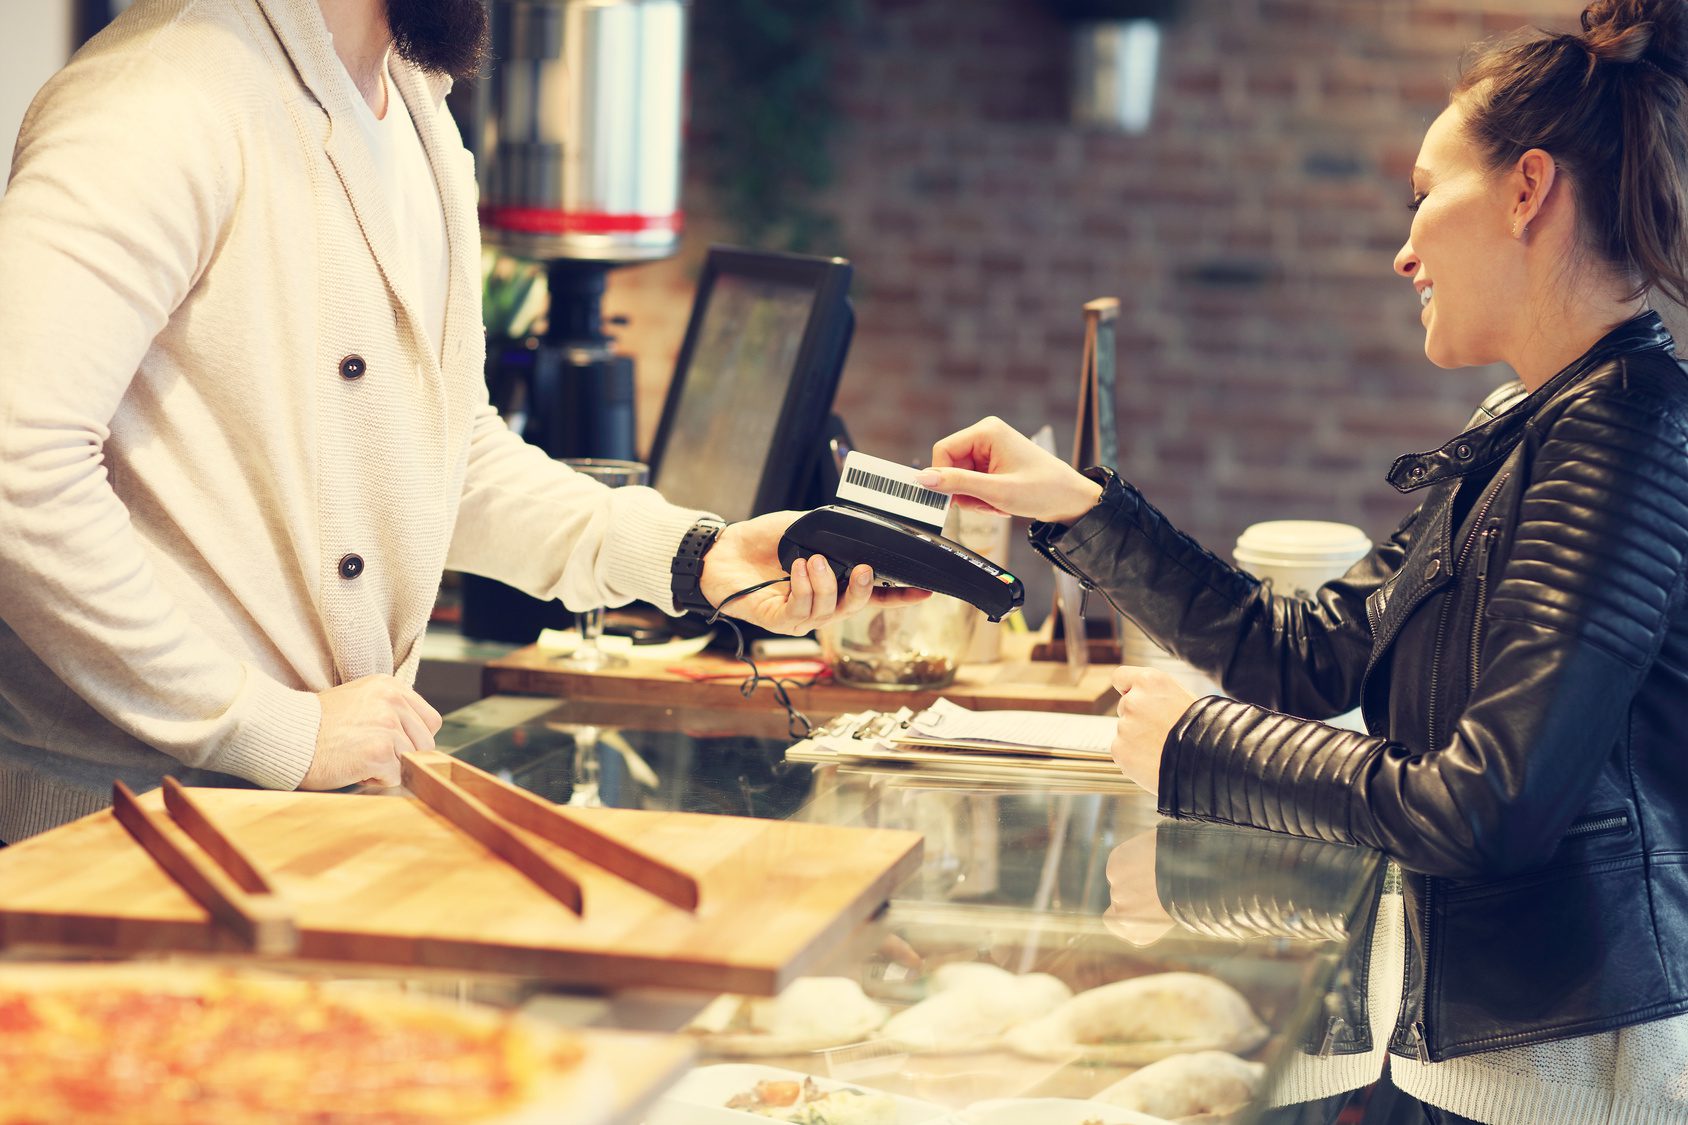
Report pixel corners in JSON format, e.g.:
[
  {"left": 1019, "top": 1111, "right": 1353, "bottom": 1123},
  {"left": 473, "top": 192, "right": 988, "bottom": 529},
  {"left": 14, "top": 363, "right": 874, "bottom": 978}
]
[{"left": 1234, "top": 520, "right": 1372, "bottom": 564}]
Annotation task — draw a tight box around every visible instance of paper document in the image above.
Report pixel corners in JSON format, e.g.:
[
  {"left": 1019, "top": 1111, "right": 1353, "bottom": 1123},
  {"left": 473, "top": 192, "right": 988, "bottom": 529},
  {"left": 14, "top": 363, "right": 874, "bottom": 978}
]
[{"left": 892, "top": 698, "right": 1118, "bottom": 760}]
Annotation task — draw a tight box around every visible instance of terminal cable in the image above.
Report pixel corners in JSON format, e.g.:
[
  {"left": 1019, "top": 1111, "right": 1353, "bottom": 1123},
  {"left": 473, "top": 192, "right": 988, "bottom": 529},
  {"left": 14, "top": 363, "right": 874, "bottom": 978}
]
[{"left": 708, "top": 579, "right": 821, "bottom": 738}]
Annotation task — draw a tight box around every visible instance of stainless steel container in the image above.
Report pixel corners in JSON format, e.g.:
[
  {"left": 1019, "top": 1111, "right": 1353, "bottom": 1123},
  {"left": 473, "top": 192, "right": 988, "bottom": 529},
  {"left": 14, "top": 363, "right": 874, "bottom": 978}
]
[{"left": 474, "top": 0, "right": 688, "bottom": 263}]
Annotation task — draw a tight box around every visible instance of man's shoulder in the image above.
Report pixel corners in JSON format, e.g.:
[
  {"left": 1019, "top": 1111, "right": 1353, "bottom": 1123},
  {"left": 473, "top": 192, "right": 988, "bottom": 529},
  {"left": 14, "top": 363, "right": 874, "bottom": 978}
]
[
  {"left": 57, "top": 0, "right": 280, "bottom": 115},
  {"left": 18, "top": 0, "right": 302, "bottom": 178},
  {"left": 14, "top": 0, "right": 289, "bottom": 194}
]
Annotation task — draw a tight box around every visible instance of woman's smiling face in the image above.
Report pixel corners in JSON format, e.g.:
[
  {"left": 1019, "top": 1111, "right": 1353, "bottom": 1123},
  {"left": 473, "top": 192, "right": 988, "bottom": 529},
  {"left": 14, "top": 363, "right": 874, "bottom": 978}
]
[{"left": 1393, "top": 100, "right": 1523, "bottom": 370}]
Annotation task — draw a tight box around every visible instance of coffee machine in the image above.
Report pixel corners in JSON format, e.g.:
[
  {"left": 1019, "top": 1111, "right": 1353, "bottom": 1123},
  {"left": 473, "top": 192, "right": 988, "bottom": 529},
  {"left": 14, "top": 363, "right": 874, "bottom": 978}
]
[{"left": 451, "top": 0, "right": 689, "bottom": 641}]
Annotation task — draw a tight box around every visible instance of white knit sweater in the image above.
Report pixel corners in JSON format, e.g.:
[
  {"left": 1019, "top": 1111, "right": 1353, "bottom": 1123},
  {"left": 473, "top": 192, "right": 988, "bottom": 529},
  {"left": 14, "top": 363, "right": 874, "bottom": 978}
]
[{"left": 0, "top": 0, "right": 710, "bottom": 842}]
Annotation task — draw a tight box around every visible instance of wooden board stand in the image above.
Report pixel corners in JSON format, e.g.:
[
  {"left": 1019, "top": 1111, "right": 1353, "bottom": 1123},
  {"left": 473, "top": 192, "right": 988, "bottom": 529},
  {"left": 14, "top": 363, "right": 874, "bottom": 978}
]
[{"left": 1041, "top": 297, "right": 1129, "bottom": 664}]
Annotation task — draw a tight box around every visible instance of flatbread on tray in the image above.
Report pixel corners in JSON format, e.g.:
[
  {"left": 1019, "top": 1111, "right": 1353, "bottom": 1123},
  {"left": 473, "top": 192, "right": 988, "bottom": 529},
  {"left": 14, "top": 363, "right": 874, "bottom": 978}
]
[
  {"left": 684, "top": 976, "right": 889, "bottom": 1057},
  {"left": 878, "top": 962, "right": 1073, "bottom": 1054},
  {"left": 1004, "top": 972, "right": 1269, "bottom": 1065},
  {"left": 1096, "top": 1050, "right": 1266, "bottom": 1123}
]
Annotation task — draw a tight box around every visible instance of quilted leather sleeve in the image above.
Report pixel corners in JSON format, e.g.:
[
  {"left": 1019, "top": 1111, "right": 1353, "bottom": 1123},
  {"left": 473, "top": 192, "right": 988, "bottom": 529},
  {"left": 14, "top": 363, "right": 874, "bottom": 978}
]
[
  {"left": 1034, "top": 470, "right": 1416, "bottom": 719},
  {"left": 1163, "top": 382, "right": 1688, "bottom": 878}
]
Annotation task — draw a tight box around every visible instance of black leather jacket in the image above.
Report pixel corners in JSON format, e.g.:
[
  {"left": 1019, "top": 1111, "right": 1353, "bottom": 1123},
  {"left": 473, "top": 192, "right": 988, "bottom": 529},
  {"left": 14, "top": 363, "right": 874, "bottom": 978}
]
[{"left": 1030, "top": 312, "right": 1688, "bottom": 1062}]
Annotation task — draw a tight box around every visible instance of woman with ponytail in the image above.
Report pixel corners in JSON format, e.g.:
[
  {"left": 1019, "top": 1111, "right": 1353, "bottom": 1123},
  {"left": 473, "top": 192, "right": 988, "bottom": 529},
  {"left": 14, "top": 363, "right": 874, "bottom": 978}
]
[{"left": 921, "top": 3, "right": 1688, "bottom": 1121}]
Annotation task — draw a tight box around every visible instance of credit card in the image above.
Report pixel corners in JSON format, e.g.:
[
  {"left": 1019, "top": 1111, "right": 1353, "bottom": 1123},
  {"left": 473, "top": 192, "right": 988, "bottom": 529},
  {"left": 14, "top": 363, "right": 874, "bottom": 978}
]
[{"left": 836, "top": 450, "right": 953, "bottom": 531}]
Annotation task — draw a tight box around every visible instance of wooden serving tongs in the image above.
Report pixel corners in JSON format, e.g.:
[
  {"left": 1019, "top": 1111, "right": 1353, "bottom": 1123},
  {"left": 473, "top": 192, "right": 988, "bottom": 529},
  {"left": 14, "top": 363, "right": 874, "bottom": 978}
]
[
  {"left": 112, "top": 777, "right": 299, "bottom": 956},
  {"left": 398, "top": 751, "right": 700, "bottom": 918},
  {"left": 111, "top": 755, "right": 699, "bottom": 952}
]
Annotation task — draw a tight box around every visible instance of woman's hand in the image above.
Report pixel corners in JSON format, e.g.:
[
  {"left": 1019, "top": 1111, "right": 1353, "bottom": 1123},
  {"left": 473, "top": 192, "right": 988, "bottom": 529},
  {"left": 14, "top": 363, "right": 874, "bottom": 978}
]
[
  {"left": 1110, "top": 665, "right": 1196, "bottom": 795},
  {"left": 1103, "top": 828, "right": 1175, "bottom": 946},
  {"left": 917, "top": 416, "right": 1103, "bottom": 524},
  {"left": 697, "top": 511, "right": 928, "bottom": 636}
]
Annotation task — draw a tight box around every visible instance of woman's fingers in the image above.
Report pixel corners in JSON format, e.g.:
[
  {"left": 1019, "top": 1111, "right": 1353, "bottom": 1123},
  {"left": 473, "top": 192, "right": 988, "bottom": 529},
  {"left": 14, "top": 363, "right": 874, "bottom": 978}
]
[
  {"left": 915, "top": 465, "right": 1014, "bottom": 512},
  {"left": 930, "top": 415, "right": 1019, "bottom": 470}
]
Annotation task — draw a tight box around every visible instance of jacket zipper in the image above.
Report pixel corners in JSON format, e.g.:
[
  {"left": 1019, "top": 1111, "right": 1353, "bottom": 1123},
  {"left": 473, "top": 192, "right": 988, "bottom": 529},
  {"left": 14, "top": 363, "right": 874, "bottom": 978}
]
[
  {"left": 1563, "top": 811, "right": 1630, "bottom": 839},
  {"left": 1043, "top": 542, "right": 1089, "bottom": 585},
  {"left": 1412, "top": 873, "right": 1435, "bottom": 1063},
  {"left": 1469, "top": 527, "right": 1499, "bottom": 689},
  {"left": 1042, "top": 543, "right": 1099, "bottom": 620},
  {"left": 1385, "top": 862, "right": 1418, "bottom": 1064},
  {"left": 1426, "top": 473, "right": 1510, "bottom": 749},
  {"left": 1424, "top": 599, "right": 1456, "bottom": 751}
]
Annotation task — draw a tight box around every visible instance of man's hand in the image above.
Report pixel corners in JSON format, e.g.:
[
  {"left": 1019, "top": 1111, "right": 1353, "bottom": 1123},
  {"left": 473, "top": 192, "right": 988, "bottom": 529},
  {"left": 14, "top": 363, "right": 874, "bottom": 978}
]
[
  {"left": 698, "top": 511, "right": 928, "bottom": 636},
  {"left": 301, "top": 674, "right": 442, "bottom": 790},
  {"left": 917, "top": 416, "right": 1104, "bottom": 524},
  {"left": 1110, "top": 665, "right": 1197, "bottom": 796}
]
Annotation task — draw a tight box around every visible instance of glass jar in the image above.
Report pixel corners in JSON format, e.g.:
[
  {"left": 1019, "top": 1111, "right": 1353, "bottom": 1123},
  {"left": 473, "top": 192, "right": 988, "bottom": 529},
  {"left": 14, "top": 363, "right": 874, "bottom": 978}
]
[{"left": 821, "top": 594, "right": 980, "bottom": 690}]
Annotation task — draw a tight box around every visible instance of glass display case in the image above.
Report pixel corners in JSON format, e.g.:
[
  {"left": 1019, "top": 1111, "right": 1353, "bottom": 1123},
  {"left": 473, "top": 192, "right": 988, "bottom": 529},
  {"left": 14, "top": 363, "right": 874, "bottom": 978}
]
[{"left": 436, "top": 693, "right": 1387, "bottom": 1125}]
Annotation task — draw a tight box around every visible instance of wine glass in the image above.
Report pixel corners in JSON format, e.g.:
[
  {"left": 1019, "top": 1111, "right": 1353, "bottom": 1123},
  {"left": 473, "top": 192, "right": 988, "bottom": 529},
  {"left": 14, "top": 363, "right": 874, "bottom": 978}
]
[{"left": 558, "top": 458, "right": 650, "bottom": 670}]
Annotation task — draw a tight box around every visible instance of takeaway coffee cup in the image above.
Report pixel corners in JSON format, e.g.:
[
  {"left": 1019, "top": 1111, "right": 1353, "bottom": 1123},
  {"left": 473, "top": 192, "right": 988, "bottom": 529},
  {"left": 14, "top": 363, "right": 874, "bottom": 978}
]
[
  {"left": 1234, "top": 520, "right": 1373, "bottom": 731},
  {"left": 1233, "top": 520, "right": 1372, "bottom": 600}
]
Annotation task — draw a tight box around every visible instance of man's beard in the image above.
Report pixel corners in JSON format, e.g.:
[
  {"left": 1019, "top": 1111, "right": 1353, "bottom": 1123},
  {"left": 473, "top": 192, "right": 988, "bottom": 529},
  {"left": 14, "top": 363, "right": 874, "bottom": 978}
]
[{"left": 386, "top": 0, "right": 490, "bottom": 82}]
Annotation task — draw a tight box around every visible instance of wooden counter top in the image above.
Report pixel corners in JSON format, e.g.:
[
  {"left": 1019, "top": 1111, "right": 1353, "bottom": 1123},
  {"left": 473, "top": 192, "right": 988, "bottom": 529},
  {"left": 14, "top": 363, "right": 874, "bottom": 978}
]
[{"left": 481, "top": 634, "right": 1119, "bottom": 718}]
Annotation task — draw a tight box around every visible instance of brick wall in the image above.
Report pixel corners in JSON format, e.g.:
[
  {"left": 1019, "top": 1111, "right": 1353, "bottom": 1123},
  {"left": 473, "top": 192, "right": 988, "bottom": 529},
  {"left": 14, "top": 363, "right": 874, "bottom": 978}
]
[{"left": 605, "top": 0, "right": 1627, "bottom": 561}]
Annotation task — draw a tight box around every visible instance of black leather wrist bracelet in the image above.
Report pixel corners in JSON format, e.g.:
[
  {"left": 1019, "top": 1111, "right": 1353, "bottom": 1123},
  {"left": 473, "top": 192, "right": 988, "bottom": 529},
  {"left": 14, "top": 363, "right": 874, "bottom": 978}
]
[{"left": 670, "top": 518, "right": 727, "bottom": 615}]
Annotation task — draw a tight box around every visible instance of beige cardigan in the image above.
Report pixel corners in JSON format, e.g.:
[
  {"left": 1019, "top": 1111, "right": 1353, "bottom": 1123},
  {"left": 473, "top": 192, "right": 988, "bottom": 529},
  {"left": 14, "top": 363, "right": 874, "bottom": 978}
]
[{"left": 0, "top": 0, "right": 708, "bottom": 841}]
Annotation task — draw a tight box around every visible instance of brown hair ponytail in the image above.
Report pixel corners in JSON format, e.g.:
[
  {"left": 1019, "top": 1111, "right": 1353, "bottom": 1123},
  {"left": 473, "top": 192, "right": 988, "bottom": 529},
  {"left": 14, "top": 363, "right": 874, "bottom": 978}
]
[{"left": 1455, "top": 0, "right": 1688, "bottom": 306}]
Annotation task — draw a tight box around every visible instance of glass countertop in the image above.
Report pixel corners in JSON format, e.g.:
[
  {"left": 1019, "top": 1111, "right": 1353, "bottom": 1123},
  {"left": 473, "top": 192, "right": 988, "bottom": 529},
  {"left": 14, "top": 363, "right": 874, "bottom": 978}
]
[{"left": 437, "top": 694, "right": 1386, "bottom": 1125}]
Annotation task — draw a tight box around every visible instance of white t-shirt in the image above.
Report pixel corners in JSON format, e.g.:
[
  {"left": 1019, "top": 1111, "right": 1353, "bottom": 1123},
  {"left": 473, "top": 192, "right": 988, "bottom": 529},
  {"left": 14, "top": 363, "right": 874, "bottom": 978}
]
[{"left": 345, "top": 54, "right": 449, "bottom": 356}]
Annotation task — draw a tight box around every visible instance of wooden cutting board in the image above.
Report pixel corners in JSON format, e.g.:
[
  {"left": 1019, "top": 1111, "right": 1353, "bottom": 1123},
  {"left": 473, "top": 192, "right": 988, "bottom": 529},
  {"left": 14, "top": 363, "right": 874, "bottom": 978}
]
[{"left": 0, "top": 788, "right": 922, "bottom": 995}]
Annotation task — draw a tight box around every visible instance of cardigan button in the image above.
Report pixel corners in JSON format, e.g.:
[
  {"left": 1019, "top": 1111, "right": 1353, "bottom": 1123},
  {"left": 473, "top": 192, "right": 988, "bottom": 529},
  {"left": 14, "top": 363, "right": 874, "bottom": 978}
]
[
  {"left": 338, "top": 554, "right": 365, "bottom": 580},
  {"left": 339, "top": 354, "right": 367, "bottom": 380}
]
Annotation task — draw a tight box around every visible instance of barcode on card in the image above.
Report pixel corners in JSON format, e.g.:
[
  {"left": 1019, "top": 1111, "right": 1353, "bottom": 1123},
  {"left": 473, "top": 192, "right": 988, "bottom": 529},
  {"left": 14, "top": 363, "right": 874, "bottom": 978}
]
[
  {"left": 844, "top": 467, "right": 949, "bottom": 511},
  {"left": 836, "top": 450, "right": 953, "bottom": 529}
]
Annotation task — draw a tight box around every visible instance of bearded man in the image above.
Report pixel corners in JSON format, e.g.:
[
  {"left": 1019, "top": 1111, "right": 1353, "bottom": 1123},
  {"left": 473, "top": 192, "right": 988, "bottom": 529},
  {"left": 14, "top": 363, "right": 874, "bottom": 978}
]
[{"left": 0, "top": 0, "right": 907, "bottom": 843}]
